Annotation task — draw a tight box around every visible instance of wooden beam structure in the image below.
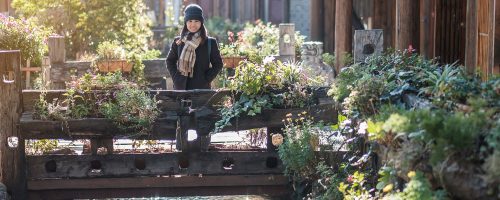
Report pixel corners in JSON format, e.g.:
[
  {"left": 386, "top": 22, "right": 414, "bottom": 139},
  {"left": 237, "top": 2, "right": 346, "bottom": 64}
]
[
  {"left": 334, "top": 0, "right": 353, "bottom": 72},
  {"left": 395, "top": 0, "right": 420, "bottom": 51},
  {"left": 0, "top": 50, "right": 26, "bottom": 199}
]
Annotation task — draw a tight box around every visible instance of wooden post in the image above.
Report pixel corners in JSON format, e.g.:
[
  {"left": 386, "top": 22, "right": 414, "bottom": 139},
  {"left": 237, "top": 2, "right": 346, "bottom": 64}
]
[
  {"left": 477, "top": 0, "right": 495, "bottom": 79},
  {"left": 334, "top": 0, "right": 353, "bottom": 72},
  {"left": 48, "top": 35, "right": 65, "bottom": 65},
  {"left": 465, "top": 0, "right": 478, "bottom": 74},
  {"left": 0, "top": 50, "right": 26, "bottom": 199},
  {"left": 495, "top": 0, "right": 500, "bottom": 75},
  {"left": 354, "top": 30, "right": 384, "bottom": 63},
  {"left": 373, "top": 0, "right": 396, "bottom": 49},
  {"left": 465, "top": 0, "right": 495, "bottom": 79},
  {"left": 310, "top": 0, "right": 324, "bottom": 42},
  {"left": 324, "top": 0, "right": 335, "bottom": 54},
  {"left": 395, "top": 0, "right": 420, "bottom": 51},
  {"left": 278, "top": 23, "right": 295, "bottom": 62},
  {"left": 419, "top": 0, "right": 436, "bottom": 59}
]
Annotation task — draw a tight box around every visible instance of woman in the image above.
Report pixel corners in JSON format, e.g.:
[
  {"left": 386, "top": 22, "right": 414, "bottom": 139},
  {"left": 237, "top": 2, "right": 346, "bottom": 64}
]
[{"left": 166, "top": 4, "right": 223, "bottom": 90}]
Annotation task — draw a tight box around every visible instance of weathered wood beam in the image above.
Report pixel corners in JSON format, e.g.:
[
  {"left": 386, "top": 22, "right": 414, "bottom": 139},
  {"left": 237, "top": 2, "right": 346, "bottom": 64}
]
[
  {"left": 373, "top": 0, "right": 396, "bottom": 49},
  {"left": 27, "top": 175, "right": 290, "bottom": 190},
  {"left": 26, "top": 152, "right": 284, "bottom": 179},
  {"left": 28, "top": 185, "right": 290, "bottom": 200},
  {"left": 395, "top": 0, "right": 420, "bottom": 50},
  {"left": 310, "top": 0, "right": 325, "bottom": 42},
  {"left": 0, "top": 50, "right": 26, "bottom": 199},
  {"left": 466, "top": 0, "right": 496, "bottom": 78},
  {"left": 334, "top": 0, "right": 353, "bottom": 72},
  {"left": 465, "top": 0, "right": 478, "bottom": 74},
  {"left": 477, "top": 0, "right": 495, "bottom": 79},
  {"left": 324, "top": 0, "right": 336, "bottom": 54},
  {"left": 419, "top": 0, "right": 437, "bottom": 59}
]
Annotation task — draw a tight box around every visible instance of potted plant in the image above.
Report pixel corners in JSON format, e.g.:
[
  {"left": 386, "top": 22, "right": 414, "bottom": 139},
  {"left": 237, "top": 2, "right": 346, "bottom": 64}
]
[
  {"left": 220, "top": 31, "right": 246, "bottom": 68},
  {"left": 95, "top": 41, "right": 132, "bottom": 73}
]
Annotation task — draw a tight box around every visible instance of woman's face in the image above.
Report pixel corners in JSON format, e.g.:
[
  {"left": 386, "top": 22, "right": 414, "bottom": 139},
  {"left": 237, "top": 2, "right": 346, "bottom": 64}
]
[{"left": 186, "top": 20, "right": 202, "bottom": 33}]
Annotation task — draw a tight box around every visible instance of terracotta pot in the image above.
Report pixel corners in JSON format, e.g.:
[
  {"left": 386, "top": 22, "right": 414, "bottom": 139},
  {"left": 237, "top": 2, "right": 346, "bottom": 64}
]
[
  {"left": 97, "top": 60, "right": 133, "bottom": 72},
  {"left": 222, "top": 56, "right": 245, "bottom": 68}
]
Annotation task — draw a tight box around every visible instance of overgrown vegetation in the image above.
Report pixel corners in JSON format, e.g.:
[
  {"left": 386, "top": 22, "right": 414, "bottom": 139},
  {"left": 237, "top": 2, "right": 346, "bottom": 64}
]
[
  {"left": 34, "top": 72, "right": 159, "bottom": 135},
  {"left": 280, "top": 50, "right": 499, "bottom": 199}
]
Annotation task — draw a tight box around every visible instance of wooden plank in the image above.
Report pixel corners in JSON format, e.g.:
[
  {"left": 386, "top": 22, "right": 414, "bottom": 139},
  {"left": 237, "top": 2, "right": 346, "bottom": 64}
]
[
  {"left": 0, "top": 50, "right": 27, "bottom": 199},
  {"left": 373, "top": 0, "right": 395, "bottom": 49},
  {"left": 335, "top": 0, "right": 353, "bottom": 71},
  {"left": 28, "top": 185, "right": 289, "bottom": 200},
  {"left": 27, "top": 175, "right": 289, "bottom": 190},
  {"left": 20, "top": 113, "right": 178, "bottom": 140},
  {"left": 310, "top": 0, "right": 324, "bottom": 42},
  {"left": 21, "top": 103, "right": 335, "bottom": 140},
  {"left": 477, "top": 0, "right": 495, "bottom": 79},
  {"left": 495, "top": 0, "right": 500, "bottom": 75},
  {"left": 395, "top": 0, "right": 419, "bottom": 50},
  {"left": 419, "top": 0, "right": 436, "bottom": 59},
  {"left": 324, "top": 0, "right": 335, "bottom": 54},
  {"left": 22, "top": 89, "right": 230, "bottom": 113},
  {"left": 26, "top": 152, "right": 284, "bottom": 179},
  {"left": 465, "top": 0, "right": 478, "bottom": 74}
]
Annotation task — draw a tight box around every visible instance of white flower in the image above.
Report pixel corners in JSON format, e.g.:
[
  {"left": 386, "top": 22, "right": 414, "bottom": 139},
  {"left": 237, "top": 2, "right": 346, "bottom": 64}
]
[
  {"left": 263, "top": 56, "right": 275, "bottom": 64},
  {"left": 358, "top": 121, "right": 368, "bottom": 134}
]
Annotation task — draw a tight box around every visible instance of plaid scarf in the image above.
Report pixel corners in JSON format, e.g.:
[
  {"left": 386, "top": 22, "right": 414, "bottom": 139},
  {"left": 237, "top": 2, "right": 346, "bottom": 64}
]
[{"left": 177, "top": 32, "right": 205, "bottom": 77}]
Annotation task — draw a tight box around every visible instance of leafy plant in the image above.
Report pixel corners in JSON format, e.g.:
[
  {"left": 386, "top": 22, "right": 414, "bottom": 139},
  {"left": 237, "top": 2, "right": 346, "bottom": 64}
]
[
  {"left": 214, "top": 60, "right": 317, "bottom": 132},
  {"left": 96, "top": 40, "right": 126, "bottom": 60},
  {"left": 278, "top": 113, "right": 322, "bottom": 177},
  {"left": 0, "top": 14, "right": 51, "bottom": 65}
]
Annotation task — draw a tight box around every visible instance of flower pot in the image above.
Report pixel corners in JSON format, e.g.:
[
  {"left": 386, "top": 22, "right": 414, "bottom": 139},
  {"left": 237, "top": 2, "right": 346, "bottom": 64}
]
[
  {"left": 222, "top": 56, "right": 245, "bottom": 68},
  {"left": 97, "top": 60, "right": 133, "bottom": 73}
]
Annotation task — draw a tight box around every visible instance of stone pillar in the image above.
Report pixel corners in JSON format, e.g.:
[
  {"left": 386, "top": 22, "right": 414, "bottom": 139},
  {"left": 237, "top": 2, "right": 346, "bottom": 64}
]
[{"left": 300, "top": 42, "right": 335, "bottom": 86}]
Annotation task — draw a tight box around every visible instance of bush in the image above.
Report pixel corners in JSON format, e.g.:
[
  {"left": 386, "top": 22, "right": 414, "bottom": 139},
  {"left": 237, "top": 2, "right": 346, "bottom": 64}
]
[
  {"left": 0, "top": 14, "right": 51, "bottom": 65},
  {"left": 12, "top": 0, "right": 152, "bottom": 59}
]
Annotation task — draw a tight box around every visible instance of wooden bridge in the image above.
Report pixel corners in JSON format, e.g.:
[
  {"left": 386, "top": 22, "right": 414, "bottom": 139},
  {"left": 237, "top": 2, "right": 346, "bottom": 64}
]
[{"left": 0, "top": 50, "right": 339, "bottom": 199}]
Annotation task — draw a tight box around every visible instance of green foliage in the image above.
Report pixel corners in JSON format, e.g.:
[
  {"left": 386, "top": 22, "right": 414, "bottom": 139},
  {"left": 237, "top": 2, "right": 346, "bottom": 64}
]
[
  {"left": 338, "top": 171, "right": 372, "bottom": 200},
  {"left": 204, "top": 16, "right": 244, "bottom": 44},
  {"left": 34, "top": 72, "right": 159, "bottom": 135},
  {"left": 96, "top": 41, "right": 126, "bottom": 60},
  {"left": 214, "top": 60, "right": 315, "bottom": 132},
  {"left": 99, "top": 86, "right": 158, "bottom": 134},
  {"left": 237, "top": 20, "right": 306, "bottom": 64},
  {"left": 0, "top": 14, "right": 51, "bottom": 65},
  {"left": 399, "top": 171, "right": 433, "bottom": 200},
  {"left": 12, "top": 0, "right": 152, "bottom": 59},
  {"left": 314, "top": 162, "right": 345, "bottom": 200},
  {"left": 278, "top": 113, "right": 322, "bottom": 177},
  {"left": 26, "top": 139, "right": 58, "bottom": 155},
  {"left": 321, "top": 53, "right": 335, "bottom": 67}
]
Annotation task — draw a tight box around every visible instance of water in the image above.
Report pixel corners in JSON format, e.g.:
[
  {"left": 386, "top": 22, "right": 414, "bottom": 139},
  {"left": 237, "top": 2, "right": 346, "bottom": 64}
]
[{"left": 82, "top": 195, "right": 279, "bottom": 200}]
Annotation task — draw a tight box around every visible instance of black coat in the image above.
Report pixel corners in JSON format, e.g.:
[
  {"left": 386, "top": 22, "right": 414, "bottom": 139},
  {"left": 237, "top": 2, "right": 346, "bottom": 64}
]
[{"left": 166, "top": 36, "right": 223, "bottom": 90}]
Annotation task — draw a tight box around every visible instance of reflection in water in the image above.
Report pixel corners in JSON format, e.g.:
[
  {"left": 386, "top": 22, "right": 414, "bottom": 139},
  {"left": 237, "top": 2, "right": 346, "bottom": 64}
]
[{"left": 87, "top": 195, "right": 279, "bottom": 200}]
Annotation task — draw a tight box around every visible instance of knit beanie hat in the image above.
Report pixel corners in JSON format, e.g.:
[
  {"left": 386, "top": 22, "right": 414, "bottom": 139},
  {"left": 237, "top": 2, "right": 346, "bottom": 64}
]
[{"left": 184, "top": 4, "right": 204, "bottom": 23}]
